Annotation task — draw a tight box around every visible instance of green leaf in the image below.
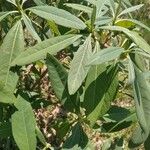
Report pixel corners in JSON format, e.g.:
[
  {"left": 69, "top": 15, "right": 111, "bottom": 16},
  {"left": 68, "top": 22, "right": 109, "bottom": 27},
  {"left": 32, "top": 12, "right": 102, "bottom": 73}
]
[
  {"left": 95, "top": 0, "right": 107, "bottom": 18},
  {"left": 85, "top": 64, "right": 119, "bottom": 126},
  {"left": 88, "top": 47, "right": 124, "bottom": 65},
  {"left": 99, "top": 26, "right": 150, "bottom": 55},
  {"left": 65, "top": 3, "right": 92, "bottom": 14},
  {"left": 115, "top": 19, "right": 150, "bottom": 32},
  {"left": 0, "top": 122, "right": 12, "bottom": 138},
  {"left": 28, "top": 6, "right": 86, "bottom": 29},
  {"left": 68, "top": 35, "right": 92, "bottom": 95},
  {"left": 22, "top": 12, "right": 41, "bottom": 42},
  {"left": 95, "top": 16, "right": 112, "bottom": 26},
  {"left": 11, "top": 34, "right": 81, "bottom": 66},
  {"left": 0, "top": 21, "right": 24, "bottom": 103},
  {"left": 128, "top": 57, "right": 135, "bottom": 84},
  {"left": 0, "top": 73, "right": 17, "bottom": 104},
  {"left": 83, "top": 41, "right": 104, "bottom": 115},
  {"left": 63, "top": 122, "right": 88, "bottom": 149},
  {"left": 36, "top": 126, "right": 47, "bottom": 146},
  {"left": 103, "top": 107, "right": 137, "bottom": 132},
  {"left": 118, "top": 4, "right": 144, "bottom": 17},
  {"left": 46, "top": 54, "right": 68, "bottom": 100},
  {"left": 12, "top": 97, "right": 37, "bottom": 150},
  {"left": 6, "top": 0, "right": 17, "bottom": 6},
  {"left": 33, "top": 0, "right": 46, "bottom": 5},
  {"left": 0, "top": 11, "right": 17, "bottom": 22},
  {"left": 129, "top": 59, "right": 150, "bottom": 148},
  {"left": 85, "top": 0, "right": 96, "bottom": 5},
  {"left": 46, "top": 54, "right": 76, "bottom": 111},
  {"left": 144, "top": 135, "right": 150, "bottom": 150}
]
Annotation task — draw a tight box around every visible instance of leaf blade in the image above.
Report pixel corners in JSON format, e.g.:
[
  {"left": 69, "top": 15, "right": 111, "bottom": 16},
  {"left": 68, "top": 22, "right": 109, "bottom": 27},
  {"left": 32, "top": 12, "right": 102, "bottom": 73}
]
[{"left": 29, "top": 6, "right": 86, "bottom": 29}]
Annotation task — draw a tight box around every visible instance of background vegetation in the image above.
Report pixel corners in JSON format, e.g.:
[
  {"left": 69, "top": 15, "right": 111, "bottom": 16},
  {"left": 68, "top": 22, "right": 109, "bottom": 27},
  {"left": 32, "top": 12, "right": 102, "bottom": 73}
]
[{"left": 0, "top": 0, "right": 150, "bottom": 150}]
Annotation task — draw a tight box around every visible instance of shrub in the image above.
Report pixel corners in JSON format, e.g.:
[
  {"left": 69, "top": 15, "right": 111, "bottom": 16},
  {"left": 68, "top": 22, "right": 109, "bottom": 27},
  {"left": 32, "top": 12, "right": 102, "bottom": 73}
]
[{"left": 0, "top": 0, "right": 150, "bottom": 149}]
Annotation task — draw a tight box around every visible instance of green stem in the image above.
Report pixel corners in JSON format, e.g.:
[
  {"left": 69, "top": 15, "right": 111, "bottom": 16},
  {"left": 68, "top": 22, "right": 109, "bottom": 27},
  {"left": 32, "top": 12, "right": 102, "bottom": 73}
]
[{"left": 113, "top": 0, "right": 122, "bottom": 25}]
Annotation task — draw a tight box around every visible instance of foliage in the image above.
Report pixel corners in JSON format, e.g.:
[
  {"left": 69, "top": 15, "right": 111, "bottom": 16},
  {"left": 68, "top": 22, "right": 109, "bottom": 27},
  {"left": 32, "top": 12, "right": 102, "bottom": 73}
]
[{"left": 0, "top": 0, "right": 150, "bottom": 149}]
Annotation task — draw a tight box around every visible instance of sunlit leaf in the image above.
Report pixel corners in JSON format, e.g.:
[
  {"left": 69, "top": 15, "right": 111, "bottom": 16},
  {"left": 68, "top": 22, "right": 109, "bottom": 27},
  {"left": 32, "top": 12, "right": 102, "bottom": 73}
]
[
  {"left": 68, "top": 35, "right": 92, "bottom": 95},
  {"left": 29, "top": 6, "right": 86, "bottom": 29},
  {"left": 12, "top": 97, "right": 37, "bottom": 150},
  {"left": 11, "top": 34, "right": 81, "bottom": 66}
]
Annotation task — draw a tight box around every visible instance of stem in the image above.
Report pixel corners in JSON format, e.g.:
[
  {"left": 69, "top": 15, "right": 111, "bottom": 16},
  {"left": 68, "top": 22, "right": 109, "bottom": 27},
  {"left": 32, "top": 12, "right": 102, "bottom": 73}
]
[{"left": 113, "top": 0, "right": 122, "bottom": 25}]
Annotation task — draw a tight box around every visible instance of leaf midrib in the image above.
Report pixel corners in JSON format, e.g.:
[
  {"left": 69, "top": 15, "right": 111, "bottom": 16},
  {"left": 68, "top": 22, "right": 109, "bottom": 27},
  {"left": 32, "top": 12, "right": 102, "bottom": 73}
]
[{"left": 4, "top": 23, "right": 20, "bottom": 89}]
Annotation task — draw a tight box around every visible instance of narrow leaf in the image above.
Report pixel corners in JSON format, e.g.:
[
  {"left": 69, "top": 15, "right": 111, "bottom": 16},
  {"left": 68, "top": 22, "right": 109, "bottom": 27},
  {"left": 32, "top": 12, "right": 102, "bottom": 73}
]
[
  {"left": 63, "top": 123, "right": 88, "bottom": 149},
  {"left": 46, "top": 54, "right": 68, "bottom": 100},
  {"left": 99, "top": 26, "right": 150, "bottom": 54},
  {"left": 12, "top": 97, "right": 37, "bottom": 150},
  {"left": 46, "top": 54, "right": 76, "bottom": 111},
  {"left": 129, "top": 60, "right": 150, "bottom": 148},
  {"left": 118, "top": 4, "right": 144, "bottom": 17},
  {"left": 11, "top": 34, "right": 81, "bottom": 66},
  {"left": 85, "top": 65, "right": 119, "bottom": 126},
  {"left": 68, "top": 35, "right": 92, "bottom": 95},
  {"left": 65, "top": 3, "right": 92, "bottom": 14},
  {"left": 29, "top": 6, "right": 86, "bottom": 29},
  {"left": 0, "top": 21, "right": 24, "bottom": 103},
  {"left": 0, "top": 11, "right": 17, "bottom": 22},
  {"left": 88, "top": 47, "right": 123, "bottom": 65},
  {"left": 22, "top": 13, "right": 41, "bottom": 42}
]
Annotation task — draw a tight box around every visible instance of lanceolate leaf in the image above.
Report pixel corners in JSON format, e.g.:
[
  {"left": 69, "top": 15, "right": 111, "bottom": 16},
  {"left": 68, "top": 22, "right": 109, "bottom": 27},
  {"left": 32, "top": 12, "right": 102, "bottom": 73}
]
[
  {"left": 46, "top": 54, "right": 68, "bottom": 100},
  {"left": 118, "top": 4, "right": 144, "bottom": 17},
  {"left": 22, "top": 12, "right": 41, "bottom": 42},
  {"left": 115, "top": 19, "right": 150, "bottom": 32},
  {"left": 68, "top": 35, "right": 92, "bottom": 95},
  {"left": 0, "top": 72, "right": 18, "bottom": 104},
  {"left": 0, "top": 21, "right": 24, "bottom": 103},
  {"left": 0, "top": 11, "right": 18, "bottom": 22},
  {"left": 83, "top": 41, "right": 103, "bottom": 114},
  {"left": 12, "top": 97, "right": 37, "bottom": 150},
  {"left": 99, "top": 26, "right": 150, "bottom": 54},
  {"left": 65, "top": 3, "right": 92, "bottom": 14},
  {"left": 88, "top": 47, "right": 124, "bottom": 65},
  {"left": 11, "top": 34, "right": 82, "bottom": 66},
  {"left": 63, "top": 122, "right": 88, "bottom": 149},
  {"left": 85, "top": 64, "right": 119, "bottom": 126},
  {"left": 36, "top": 127, "right": 47, "bottom": 146},
  {"left": 129, "top": 59, "right": 150, "bottom": 148},
  {"left": 28, "top": 6, "right": 86, "bottom": 29},
  {"left": 95, "top": 0, "right": 107, "bottom": 18},
  {"left": 83, "top": 64, "right": 107, "bottom": 115},
  {"left": 46, "top": 54, "right": 77, "bottom": 111}
]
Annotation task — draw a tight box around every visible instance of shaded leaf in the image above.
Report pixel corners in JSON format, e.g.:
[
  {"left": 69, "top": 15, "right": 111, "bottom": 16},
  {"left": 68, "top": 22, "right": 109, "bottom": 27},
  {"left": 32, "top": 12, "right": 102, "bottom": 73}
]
[
  {"left": 22, "top": 12, "right": 41, "bottom": 42},
  {"left": 0, "top": 122, "right": 12, "bottom": 138},
  {"left": 85, "top": 64, "right": 119, "bottom": 126},
  {"left": 46, "top": 54, "right": 68, "bottom": 100},
  {"left": 0, "top": 11, "right": 17, "bottom": 22},
  {"left": 46, "top": 54, "right": 76, "bottom": 111},
  {"left": 63, "top": 122, "right": 88, "bottom": 149},
  {"left": 36, "top": 126, "right": 47, "bottom": 146}
]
